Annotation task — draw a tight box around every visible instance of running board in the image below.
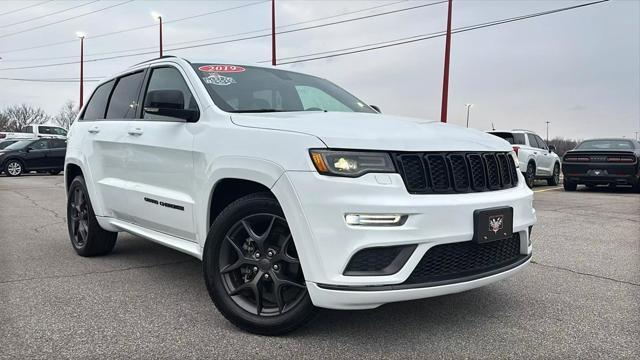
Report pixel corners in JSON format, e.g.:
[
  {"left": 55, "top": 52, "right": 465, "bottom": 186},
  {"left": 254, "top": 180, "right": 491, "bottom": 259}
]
[{"left": 105, "top": 217, "right": 203, "bottom": 260}]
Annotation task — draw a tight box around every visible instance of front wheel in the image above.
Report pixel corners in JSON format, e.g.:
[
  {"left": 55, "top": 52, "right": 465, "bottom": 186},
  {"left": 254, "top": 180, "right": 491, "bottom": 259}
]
[
  {"left": 203, "top": 193, "right": 317, "bottom": 335},
  {"left": 67, "top": 176, "right": 117, "bottom": 256},
  {"left": 5, "top": 160, "right": 24, "bottom": 177},
  {"left": 547, "top": 163, "right": 560, "bottom": 186}
]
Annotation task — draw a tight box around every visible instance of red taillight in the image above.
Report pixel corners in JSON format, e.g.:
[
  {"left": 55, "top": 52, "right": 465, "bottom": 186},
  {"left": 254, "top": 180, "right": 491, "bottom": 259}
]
[
  {"left": 607, "top": 156, "right": 635, "bottom": 163},
  {"left": 564, "top": 156, "right": 590, "bottom": 162},
  {"left": 512, "top": 146, "right": 519, "bottom": 155}
]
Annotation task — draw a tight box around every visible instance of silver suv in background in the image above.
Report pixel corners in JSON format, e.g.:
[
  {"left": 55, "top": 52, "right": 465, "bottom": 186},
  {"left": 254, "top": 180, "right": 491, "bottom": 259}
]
[{"left": 488, "top": 129, "right": 561, "bottom": 188}]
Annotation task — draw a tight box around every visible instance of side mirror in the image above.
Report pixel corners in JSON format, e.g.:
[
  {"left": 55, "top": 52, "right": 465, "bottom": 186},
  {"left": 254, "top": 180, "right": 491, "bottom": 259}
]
[
  {"left": 144, "top": 107, "right": 199, "bottom": 122},
  {"left": 370, "top": 105, "right": 381, "bottom": 113},
  {"left": 548, "top": 145, "right": 556, "bottom": 153}
]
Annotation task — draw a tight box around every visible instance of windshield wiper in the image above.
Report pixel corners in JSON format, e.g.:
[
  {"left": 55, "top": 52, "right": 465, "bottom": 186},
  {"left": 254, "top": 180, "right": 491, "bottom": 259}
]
[{"left": 229, "top": 109, "right": 290, "bottom": 113}]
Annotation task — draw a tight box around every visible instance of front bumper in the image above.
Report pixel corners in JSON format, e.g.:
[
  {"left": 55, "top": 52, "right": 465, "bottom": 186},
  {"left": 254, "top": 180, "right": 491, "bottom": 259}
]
[{"left": 272, "top": 171, "right": 536, "bottom": 310}]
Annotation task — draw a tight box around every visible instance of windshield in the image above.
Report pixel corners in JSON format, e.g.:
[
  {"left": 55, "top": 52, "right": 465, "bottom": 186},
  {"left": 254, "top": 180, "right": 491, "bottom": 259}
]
[
  {"left": 192, "top": 64, "right": 377, "bottom": 114},
  {"left": 3, "top": 140, "right": 34, "bottom": 151},
  {"left": 0, "top": 140, "right": 19, "bottom": 149},
  {"left": 576, "top": 140, "right": 635, "bottom": 150}
]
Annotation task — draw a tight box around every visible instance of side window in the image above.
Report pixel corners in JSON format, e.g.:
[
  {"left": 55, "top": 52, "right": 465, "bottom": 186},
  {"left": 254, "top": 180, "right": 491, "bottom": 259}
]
[
  {"left": 535, "top": 135, "right": 548, "bottom": 150},
  {"left": 143, "top": 67, "right": 198, "bottom": 121},
  {"left": 52, "top": 127, "right": 67, "bottom": 136},
  {"left": 31, "top": 140, "right": 50, "bottom": 150},
  {"left": 527, "top": 134, "right": 539, "bottom": 148},
  {"left": 51, "top": 139, "right": 67, "bottom": 148},
  {"left": 83, "top": 80, "right": 115, "bottom": 121},
  {"left": 23, "top": 126, "right": 33, "bottom": 133},
  {"left": 295, "top": 86, "right": 351, "bottom": 112},
  {"left": 106, "top": 71, "right": 145, "bottom": 119},
  {"left": 513, "top": 133, "right": 526, "bottom": 145},
  {"left": 38, "top": 126, "right": 54, "bottom": 135}
]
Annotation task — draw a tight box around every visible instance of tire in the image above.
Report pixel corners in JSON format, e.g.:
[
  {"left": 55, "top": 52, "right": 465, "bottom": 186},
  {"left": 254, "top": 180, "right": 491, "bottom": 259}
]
[
  {"left": 203, "top": 192, "right": 317, "bottom": 335},
  {"left": 564, "top": 181, "right": 577, "bottom": 191},
  {"left": 547, "top": 163, "right": 560, "bottom": 186},
  {"left": 49, "top": 170, "right": 61, "bottom": 175},
  {"left": 4, "top": 159, "right": 24, "bottom": 177},
  {"left": 525, "top": 162, "right": 536, "bottom": 189},
  {"left": 633, "top": 181, "right": 640, "bottom": 193},
  {"left": 67, "top": 176, "right": 117, "bottom": 257}
]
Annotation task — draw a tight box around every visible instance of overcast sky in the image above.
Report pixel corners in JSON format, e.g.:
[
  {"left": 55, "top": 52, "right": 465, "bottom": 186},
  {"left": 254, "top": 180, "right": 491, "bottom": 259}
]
[{"left": 0, "top": 0, "right": 638, "bottom": 140}]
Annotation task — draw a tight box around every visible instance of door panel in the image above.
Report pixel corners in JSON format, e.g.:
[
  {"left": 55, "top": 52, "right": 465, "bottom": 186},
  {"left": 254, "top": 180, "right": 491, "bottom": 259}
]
[
  {"left": 23, "top": 139, "right": 50, "bottom": 169},
  {"left": 123, "top": 122, "right": 196, "bottom": 240},
  {"left": 123, "top": 65, "right": 198, "bottom": 241}
]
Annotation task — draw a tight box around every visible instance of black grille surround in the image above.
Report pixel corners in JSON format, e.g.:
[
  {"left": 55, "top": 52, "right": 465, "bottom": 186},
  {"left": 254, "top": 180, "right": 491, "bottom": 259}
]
[{"left": 393, "top": 151, "right": 519, "bottom": 194}]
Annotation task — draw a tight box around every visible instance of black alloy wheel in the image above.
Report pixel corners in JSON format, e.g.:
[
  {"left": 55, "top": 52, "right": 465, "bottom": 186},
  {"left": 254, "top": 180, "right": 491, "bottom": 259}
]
[
  {"left": 525, "top": 163, "right": 536, "bottom": 188},
  {"left": 204, "top": 193, "right": 316, "bottom": 335},
  {"left": 220, "top": 214, "right": 306, "bottom": 316},
  {"left": 67, "top": 176, "right": 117, "bottom": 256}
]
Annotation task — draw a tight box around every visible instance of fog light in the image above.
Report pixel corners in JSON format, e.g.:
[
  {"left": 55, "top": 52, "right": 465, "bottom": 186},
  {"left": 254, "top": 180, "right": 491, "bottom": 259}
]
[{"left": 345, "top": 214, "right": 407, "bottom": 226}]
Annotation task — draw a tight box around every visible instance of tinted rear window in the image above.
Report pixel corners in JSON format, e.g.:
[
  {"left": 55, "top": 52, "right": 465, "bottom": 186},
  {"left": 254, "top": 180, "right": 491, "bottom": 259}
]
[
  {"left": 489, "top": 132, "right": 525, "bottom": 145},
  {"left": 576, "top": 140, "right": 635, "bottom": 150},
  {"left": 83, "top": 80, "right": 115, "bottom": 120},
  {"left": 107, "top": 71, "right": 145, "bottom": 119}
]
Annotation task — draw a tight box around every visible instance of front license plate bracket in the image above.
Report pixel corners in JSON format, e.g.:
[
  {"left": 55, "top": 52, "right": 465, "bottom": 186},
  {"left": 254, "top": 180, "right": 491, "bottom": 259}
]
[{"left": 473, "top": 207, "right": 513, "bottom": 243}]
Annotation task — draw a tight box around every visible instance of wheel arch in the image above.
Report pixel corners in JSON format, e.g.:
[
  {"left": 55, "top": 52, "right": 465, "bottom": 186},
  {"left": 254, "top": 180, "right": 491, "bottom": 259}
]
[{"left": 3, "top": 157, "right": 26, "bottom": 174}]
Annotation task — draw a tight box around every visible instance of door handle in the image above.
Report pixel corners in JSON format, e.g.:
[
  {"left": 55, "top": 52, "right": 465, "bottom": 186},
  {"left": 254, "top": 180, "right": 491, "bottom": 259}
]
[
  {"left": 88, "top": 126, "right": 100, "bottom": 134},
  {"left": 128, "top": 127, "right": 143, "bottom": 136}
]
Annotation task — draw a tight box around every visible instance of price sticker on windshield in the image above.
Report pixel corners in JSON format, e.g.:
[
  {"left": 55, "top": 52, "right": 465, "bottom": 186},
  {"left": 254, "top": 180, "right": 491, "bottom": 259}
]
[{"left": 198, "top": 65, "right": 246, "bottom": 73}]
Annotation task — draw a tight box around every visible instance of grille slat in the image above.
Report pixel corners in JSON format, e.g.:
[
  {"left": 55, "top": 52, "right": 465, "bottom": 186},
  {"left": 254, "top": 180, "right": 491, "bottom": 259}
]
[
  {"left": 394, "top": 152, "right": 517, "bottom": 194},
  {"left": 404, "top": 234, "right": 523, "bottom": 285}
]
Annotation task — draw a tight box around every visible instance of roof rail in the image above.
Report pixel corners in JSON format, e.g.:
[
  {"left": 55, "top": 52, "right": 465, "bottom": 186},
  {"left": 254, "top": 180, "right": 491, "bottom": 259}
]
[
  {"left": 129, "top": 55, "right": 178, "bottom": 68},
  {"left": 511, "top": 129, "right": 534, "bottom": 132}
]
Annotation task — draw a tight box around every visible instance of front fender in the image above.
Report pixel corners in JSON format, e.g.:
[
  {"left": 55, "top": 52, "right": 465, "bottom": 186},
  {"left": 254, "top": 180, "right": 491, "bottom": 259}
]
[{"left": 194, "top": 156, "right": 286, "bottom": 247}]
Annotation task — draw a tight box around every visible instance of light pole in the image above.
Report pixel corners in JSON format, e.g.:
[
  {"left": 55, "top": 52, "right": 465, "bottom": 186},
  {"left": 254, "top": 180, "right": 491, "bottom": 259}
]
[
  {"left": 152, "top": 12, "right": 163, "bottom": 57},
  {"left": 465, "top": 104, "right": 473, "bottom": 128},
  {"left": 271, "top": 0, "right": 276, "bottom": 66},
  {"left": 546, "top": 121, "right": 550, "bottom": 142},
  {"left": 76, "top": 32, "right": 85, "bottom": 109},
  {"left": 440, "top": 0, "right": 453, "bottom": 123}
]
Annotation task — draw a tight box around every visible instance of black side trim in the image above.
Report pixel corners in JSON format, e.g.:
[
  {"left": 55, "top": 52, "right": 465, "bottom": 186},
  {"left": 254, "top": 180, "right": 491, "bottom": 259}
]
[
  {"left": 318, "top": 253, "right": 531, "bottom": 292},
  {"left": 344, "top": 245, "right": 417, "bottom": 276}
]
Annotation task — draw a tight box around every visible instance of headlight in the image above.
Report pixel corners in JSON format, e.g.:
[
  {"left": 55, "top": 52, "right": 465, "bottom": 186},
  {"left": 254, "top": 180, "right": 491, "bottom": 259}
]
[
  {"left": 309, "top": 149, "right": 396, "bottom": 177},
  {"left": 510, "top": 151, "right": 520, "bottom": 169}
]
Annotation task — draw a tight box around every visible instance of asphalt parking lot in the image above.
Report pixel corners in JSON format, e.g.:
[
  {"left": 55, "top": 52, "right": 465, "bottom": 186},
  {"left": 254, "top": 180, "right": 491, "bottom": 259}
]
[{"left": 1, "top": 174, "right": 638, "bottom": 359}]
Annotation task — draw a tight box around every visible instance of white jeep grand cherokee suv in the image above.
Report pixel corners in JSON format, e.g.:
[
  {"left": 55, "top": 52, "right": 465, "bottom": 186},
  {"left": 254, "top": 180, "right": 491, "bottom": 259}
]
[
  {"left": 65, "top": 56, "right": 536, "bottom": 334},
  {"left": 488, "top": 130, "right": 561, "bottom": 188}
]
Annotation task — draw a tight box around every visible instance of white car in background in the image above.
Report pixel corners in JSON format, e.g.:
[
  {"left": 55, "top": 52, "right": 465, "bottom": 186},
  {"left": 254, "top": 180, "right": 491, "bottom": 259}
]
[
  {"left": 488, "top": 129, "right": 561, "bottom": 188},
  {"left": 0, "top": 125, "right": 68, "bottom": 141},
  {"left": 64, "top": 56, "right": 536, "bottom": 334}
]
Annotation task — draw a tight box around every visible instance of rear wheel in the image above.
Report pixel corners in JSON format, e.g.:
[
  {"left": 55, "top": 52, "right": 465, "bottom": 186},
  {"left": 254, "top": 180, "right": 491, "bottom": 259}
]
[
  {"left": 203, "top": 193, "right": 316, "bottom": 335},
  {"left": 525, "top": 162, "right": 536, "bottom": 188},
  {"left": 67, "top": 176, "right": 117, "bottom": 256},
  {"left": 564, "top": 181, "right": 577, "bottom": 191},
  {"left": 5, "top": 160, "right": 23, "bottom": 177},
  {"left": 547, "top": 163, "right": 560, "bottom": 186}
]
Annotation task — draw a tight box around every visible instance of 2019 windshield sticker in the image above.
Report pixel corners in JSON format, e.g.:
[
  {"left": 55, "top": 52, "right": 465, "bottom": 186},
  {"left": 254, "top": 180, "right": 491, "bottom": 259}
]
[
  {"left": 203, "top": 73, "right": 236, "bottom": 86},
  {"left": 198, "top": 65, "right": 245, "bottom": 73}
]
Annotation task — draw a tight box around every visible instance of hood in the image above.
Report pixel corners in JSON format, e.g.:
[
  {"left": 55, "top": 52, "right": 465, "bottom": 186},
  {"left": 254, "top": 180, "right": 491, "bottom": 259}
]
[{"left": 231, "top": 112, "right": 511, "bottom": 152}]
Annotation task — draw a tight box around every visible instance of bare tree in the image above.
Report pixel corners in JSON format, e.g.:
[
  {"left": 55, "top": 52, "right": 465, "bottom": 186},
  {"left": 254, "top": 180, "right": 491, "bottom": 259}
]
[
  {"left": 53, "top": 100, "right": 79, "bottom": 130},
  {"left": 548, "top": 137, "right": 581, "bottom": 157},
  {"left": 0, "top": 104, "right": 50, "bottom": 132}
]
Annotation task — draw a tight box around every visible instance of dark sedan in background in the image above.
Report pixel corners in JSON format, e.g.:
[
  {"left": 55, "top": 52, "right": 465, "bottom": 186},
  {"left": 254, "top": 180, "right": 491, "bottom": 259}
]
[
  {"left": 0, "top": 138, "right": 67, "bottom": 177},
  {"left": 562, "top": 138, "right": 640, "bottom": 192}
]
